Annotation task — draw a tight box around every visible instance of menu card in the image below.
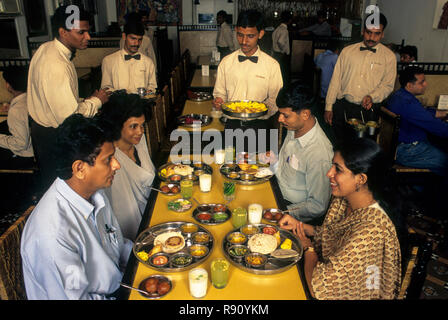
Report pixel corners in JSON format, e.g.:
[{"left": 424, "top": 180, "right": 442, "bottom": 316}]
[
  {"left": 202, "top": 64, "right": 210, "bottom": 77},
  {"left": 438, "top": 95, "right": 448, "bottom": 110}
]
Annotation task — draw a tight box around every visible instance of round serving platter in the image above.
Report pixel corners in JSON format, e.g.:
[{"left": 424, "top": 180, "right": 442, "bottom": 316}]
[
  {"left": 219, "top": 163, "right": 274, "bottom": 186},
  {"left": 134, "top": 221, "right": 214, "bottom": 273},
  {"left": 177, "top": 113, "right": 212, "bottom": 127},
  {"left": 192, "top": 203, "right": 232, "bottom": 225},
  {"left": 187, "top": 91, "right": 213, "bottom": 102},
  {"left": 222, "top": 223, "right": 303, "bottom": 275},
  {"left": 158, "top": 162, "right": 213, "bottom": 184},
  {"left": 221, "top": 100, "right": 268, "bottom": 120}
]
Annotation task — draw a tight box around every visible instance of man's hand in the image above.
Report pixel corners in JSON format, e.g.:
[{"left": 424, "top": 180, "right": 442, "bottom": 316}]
[
  {"left": 324, "top": 111, "right": 333, "bottom": 126},
  {"left": 258, "top": 150, "right": 278, "bottom": 165},
  {"left": 436, "top": 110, "right": 448, "bottom": 119},
  {"left": 213, "top": 97, "right": 224, "bottom": 110},
  {"left": 91, "top": 89, "right": 111, "bottom": 104},
  {"left": 361, "top": 95, "right": 373, "bottom": 110}
]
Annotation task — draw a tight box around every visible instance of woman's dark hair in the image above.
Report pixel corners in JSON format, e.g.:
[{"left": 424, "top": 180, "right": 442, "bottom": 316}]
[
  {"left": 237, "top": 10, "right": 264, "bottom": 31},
  {"left": 276, "top": 84, "right": 316, "bottom": 115},
  {"left": 334, "top": 138, "right": 403, "bottom": 227},
  {"left": 55, "top": 114, "right": 119, "bottom": 180},
  {"left": 95, "top": 92, "right": 150, "bottom": 140},
  {"left": 2, "top": 65, "right": 29, "bottom": 92},
  {"left": 51, "top": 5, "right": 92, "bottom": 38}
]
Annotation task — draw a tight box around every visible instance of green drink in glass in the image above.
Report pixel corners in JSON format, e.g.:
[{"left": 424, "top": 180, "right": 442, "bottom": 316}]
[
  {"left": 231, "top": 207, "right": 247, "bottom": 229},
  {"left": 223, "top": 181, "right": 235, "bottom": 202},
  {"left": 180, "top": 179, "right": 193, "bottom": 199},
  {"left": 211, "top": 258, "right": 230, "bottom": 289}
]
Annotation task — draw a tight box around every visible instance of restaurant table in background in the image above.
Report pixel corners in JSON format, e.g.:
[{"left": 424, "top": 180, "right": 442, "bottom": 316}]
[
  {"left": 190, "top": 69, "right": 217, "bottom": 90},
  {"left": 121, "top": 155, "right": 308, "bottom": 300}
]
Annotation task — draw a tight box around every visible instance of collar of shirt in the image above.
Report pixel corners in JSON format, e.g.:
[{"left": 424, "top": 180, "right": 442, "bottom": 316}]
[
  {"left": 54, "top": 178, "right": 106, "bottom": 221},
  {"left": 54, "top": 38, "right": 74, "bottom": 62},
  {"left": 236, "top": 46, "right": 261, "bottom": 58},
  {"left": 121, "top": 49, "right": 140, "bottom": 61},
  {"left": 296, "top": 120, "right": 318, "bottom": 148},
  {"left": 9, "top": 92, "right": 26, "bottom": 108},
  {"left": 357, "top": 41, "right": 385, "bottom": 54}
]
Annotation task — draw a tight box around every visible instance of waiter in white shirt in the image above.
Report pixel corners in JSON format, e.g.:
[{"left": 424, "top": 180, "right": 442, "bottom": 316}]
[
  {"left": 216, "top": 10, "right": 235, "bottom": 59},
  {"left": 102, "top": 18, "right": 158, "bottom": 94},
  {"left": 272, "top": 10, "right": 292, "bottom": 85},
  {"left": 213, "top": 10, "right": 283, "bottom": 153},
  {"left": 27, "top": 5, "right": 110, "bottom": 192}
]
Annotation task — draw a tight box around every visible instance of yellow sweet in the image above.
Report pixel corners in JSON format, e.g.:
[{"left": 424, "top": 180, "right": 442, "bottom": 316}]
[
  {"left": 224, "top": 101, "right": 267, "bottom": 113},
  {"left": 280, "top": 239, "right": 292, "bottom": 250},
  {"left": 137, "top": 251, "right": 149, "bottom": 261}
]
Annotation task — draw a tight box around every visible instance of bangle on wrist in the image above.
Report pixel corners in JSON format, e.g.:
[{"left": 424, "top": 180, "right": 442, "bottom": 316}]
[{"left": 304, "top": 246, "right": 315, "bottom": 253}]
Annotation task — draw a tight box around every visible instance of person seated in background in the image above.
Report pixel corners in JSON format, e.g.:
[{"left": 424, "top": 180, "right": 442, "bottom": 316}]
[
  {"left": 272, "top": 10, "right": 293, "bottom": 84},
  {"left": 102, "top": 17, "right": 157, "bottom": 94},
  {"left": 279, "top": 138, "right": 402, "bottom": 299},
  {"left": 21, "top": 114, "right": 132, "bottom": 300},
  {"left": 387, "top": 66, "right": 448, "bottom": 176},
  {"left": 385, "top": 43, "right": 401, "bottom": 62},
  {"left": 299, "top": 10, "right": 332, "bottom": 37},
  {"left": 399, "top": 45, "right": 418, "bottom": 63},
  {"left": 95, "top": 92, "right": 155, "bottom": 240},
  {"left": 120, "top": 11, "right": 158, "bottom": 73},
  {"left": 314, "top": 39, "right": 344, "bottom": 100},
  {"left": 216, "top": 10, "right": 236, "bottom": 59},
  {"left": 0, "top": 65, "right": 34, "bottom": 169},
  {"left": 259, "top": 85, "right": 333, "bottom": 225}
]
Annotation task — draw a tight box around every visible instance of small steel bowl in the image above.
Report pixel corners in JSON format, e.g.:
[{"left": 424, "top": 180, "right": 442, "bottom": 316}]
[
  {"left": 240, "top": 224, "right": 259, "bottom": 236},
  {"left": 245, "top": 252, "right": 267, "bottom": 268},
  {"left": 149, "top": 252, "right": 170, "bottom": 268},
  {"left": 227, "top": 171, "right": 240, "bottom": 179},
  {"left": 197, "top": 204, "right": 212, "bottom": 212},
  {"left": 194, "top": 169, "right": 204, "bottom": 177},
  {"left": 240, "top": 173, "right": 255, "bottom": 181},
  {"left": 170, "top": 252, "right": 193, "bottom": 268},
  {"left": 138, "top": 275, "right": 172, "bottom": 299},
  {"left": 227, "top": 244, "right": 249, "bottom": 261},
  {"left": 192, "top": 231, "right": 211, "bottom": 244},
  {"left": 213, "top": 204, "right": 227, "bottom": 212},
  {"left": 184, "top": 174, "right": 198, "bottom": 181},
  {"left": 169, "top": 174, "right": 182, "bottom": 182},
  {"left": 227, "top": 232, "right": 247, "bottom": 245},
  {"left": 180, "top": 223, "right": 198, "bottom": 236},
  {"left": 189, "top": 244, "right": 209, "bottom": 259},
  {"left": 262, "top": 208, "right": 284, "bottom": 223}
]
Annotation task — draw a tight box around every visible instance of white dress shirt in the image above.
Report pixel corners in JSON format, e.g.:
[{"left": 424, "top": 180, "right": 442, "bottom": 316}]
[
  {"left": 104, "top": 137, "right": 155, "bottom": 240},
  {"left": 272, "top": 23, "right": 290, "bottom": 55},
  {"left": 27, "top": 39, "right": 102, "bottom": 128},
  {"left": 275, "top": 120, "right": 333, "bottom": 222},
  {"left": 325, "top": 42, "right": 397, "bottom": 111},
  {"left": 216, "top": 22, "right": 235, "bottom": 51},
  {"left": 0, "top": 93, "right": 33, "bottom": 157},
  {"left": 119, "top": 33, "right": 157, "bottom": 71},
  {"left": 21, "top": 178, "right": 133, "bottom": 300},
  {"left": 213, "top": 47, "right": 283, "bottom": 119},
  {"left": 101, "top": 49, "right": 157, "bottom": 94}
]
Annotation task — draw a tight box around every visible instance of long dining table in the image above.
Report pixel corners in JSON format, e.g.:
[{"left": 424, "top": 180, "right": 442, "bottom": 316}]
[{"left": 120, "top": 155, "right": 309, "bottom": 301}]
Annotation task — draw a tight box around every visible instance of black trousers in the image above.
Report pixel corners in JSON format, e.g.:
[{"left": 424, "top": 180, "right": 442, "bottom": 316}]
[
  {"left": 29, "top": 117, "right": 59, "bottom": 192},
  {"left": 224, "top": 118, "right": 276, "bottom": 153},
  {"left": 332, "top": 98, "right": 381, "bottom": 143},
  {"left": 217, "top": 46, "right": 232, "bottom": 59}
]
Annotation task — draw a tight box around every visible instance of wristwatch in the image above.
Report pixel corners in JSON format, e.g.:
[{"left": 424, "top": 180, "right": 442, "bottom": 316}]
[{"left": 304, "top": 246, "right": 315, "bottom": 253}]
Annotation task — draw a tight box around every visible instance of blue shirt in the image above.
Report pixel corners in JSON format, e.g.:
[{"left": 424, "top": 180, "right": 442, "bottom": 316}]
[
  {"left": 21, "top": 178, "right": 134, "bottom": 300},
  {"left": 387, "top": 88, "right": 448, "bottom": 143},
  {"left": 275, "top": 120, "right": 333, "bottom": 222},
  {"left": 314, "top": 50, "right": 338, "bottom": 98}
]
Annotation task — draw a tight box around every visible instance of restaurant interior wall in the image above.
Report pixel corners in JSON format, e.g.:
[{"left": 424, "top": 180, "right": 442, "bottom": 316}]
[{"left": 378, "top": 0, "right": 448, "bottom": 62}]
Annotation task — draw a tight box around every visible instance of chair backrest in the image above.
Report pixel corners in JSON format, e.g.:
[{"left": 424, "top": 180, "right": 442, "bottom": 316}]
[
  {"left": 0, "top": 205, "right": 35, "bottom": 300},
  {"left": 398, "top": 246, "right": 419, "bottom": 299},
  {"left": 153, "top": 95, "right": 165, "bottom": 145},
  {"left": 161, "top": 84, "right": 171, "bottom": 127},
  {"left": 377, "top": 106, "right": 400, "bottom": 164},
  {"left": 144, "top": 109, "right": 159, "bottom": 158}
]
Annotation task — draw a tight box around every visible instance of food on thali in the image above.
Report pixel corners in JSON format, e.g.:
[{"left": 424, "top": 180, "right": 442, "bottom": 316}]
[
  {"left": 247, "top": 233, "right": 278, "bottom": 255},
  {"left": 172, "top": 254, "right": 193, "bottom": 267},
  {"left": 224, "top": 101, "right": 267, "bottom": 113},
  {"left": 213, "top": 212, "right": 228, "bottom": 222},
  {"left": 167, "top": 199, "right": 192, "bottom": 212},
  {"left": 227, "top": 232, "right": 247, "bottom": 245},
  {"left": 263, "top": 208, "right": 284, "bottom": 223},
  {"left": 241, "top": 225, "right": 259, "bottom": 236},
  {"left": 228, "top": 245, "right": 248, "bottom": 258},
  {"left": 193, "top": 232, "right": 210, "bottom": 244},
  {"left": 137, "top": 250, "right": 150, "bottom": 262},
  {"left": 214, "top": 204, "right": 227, "bottom": 212},
  {"left": 160, "top": 184, "right": 180, "bottom": 195},
  {"left": 197, "top": 212, "right": 212, "bottom": 221},
  {"left": 148, "top": 244, "right": 163, "bottom": 257},
  {"left": 270, "top": 249, "right": 299, "bottom": 259},
  {"left": 142, "top": 276, "right": 171, "bottom": 296},
  {"left": 220, "top": 161, "right": 273, "bottom": 185},
  {"left": 193, "top": 203, "right": 231, "bottom": 225},
  {"left": 161, "top": 164, "right": 194, "bottom": 177},
  {"left": 189, "top": 244, "right": 208, "bottom": 258},
  {"left": 154, "top": 231, "right": 185, "bottom": 254},
  {"left": 245, "top": 253, "right": 267, "bottom": 267},
  {"left": 151, "top": 254, "right": 169, "bottom": 266},
  {"left": 181, "top": 223, "right": 198, "bottom": 234},
  {"left": 280, "top": 239, "right": 292, "bottom": 250},
  {"left": 262, "top": 226, "right": 278, "bottom": 235},
  {"left": 254, "top": 167, "right": 274, "bottom": 178},
  {"left": 238, "top": 163, "right": 259, "bottom": 174}
]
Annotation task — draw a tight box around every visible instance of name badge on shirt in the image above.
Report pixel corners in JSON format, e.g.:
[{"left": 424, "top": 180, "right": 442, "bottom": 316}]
[{"left": 288, "top": 154, "right": 299, "bottom": 170}]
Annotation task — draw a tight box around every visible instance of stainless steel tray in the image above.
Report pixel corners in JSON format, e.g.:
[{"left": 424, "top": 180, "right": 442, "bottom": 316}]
[
  {"left": 134, "top": 221, "right": 214, "bottom": 273},
  {"left": 158, "top": 162, "right": 213, "bottom": 184},
  {"left": 187, "top": 91, "right": 213, "bottom": 102},
  {"left": 192, "top": 203, "right": 231, "bottom": 225},
  {"left": 222, "top": 223, "right": 303, "bottom": 275},
  {"left": 177, "top": 114, "right": 212, "bottom": 127},
  {"left": 219, "top": 163, "right": 273, "bottom": 186},
  {"left": 222, "top": 100, "right": 268, "bottom": 119}
]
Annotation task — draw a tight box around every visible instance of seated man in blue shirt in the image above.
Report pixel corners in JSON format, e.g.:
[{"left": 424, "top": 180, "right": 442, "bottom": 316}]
[
  {"left": 314, "top": 39, "right": 343, "bottom": 100},
  {"left": 21, "top": 114, "right": 133, "bottom": 300},
  {"left": 387, "top": 66, "right": 448, "bottom": 176},
  {"left": 259, "top": 85, "right": 333, "bottom": 225}
]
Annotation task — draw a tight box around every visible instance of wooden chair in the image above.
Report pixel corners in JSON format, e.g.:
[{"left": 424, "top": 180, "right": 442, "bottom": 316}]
[
  {"left": 153, "top": 94, "right": 166, "bottom": 146},
  {"left": 144, "top": 110, "right": 159, "bottom": 158},
  {"left": 161, "top": 84, "right": 171, "bottom": 128},
  {"left": 0, "top": 205, "right": 35, "bottom": 300},
  {"left": 398, "top": 246, "right": 419, "bottom": 299},
  {"left": 182, "top": 49, "right": 192, "bottom": 85}
]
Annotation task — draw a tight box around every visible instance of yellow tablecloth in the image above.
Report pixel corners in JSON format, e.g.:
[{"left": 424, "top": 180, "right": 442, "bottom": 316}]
[{"left": 128, "top": 159, "right": 307, "bottom": 300}]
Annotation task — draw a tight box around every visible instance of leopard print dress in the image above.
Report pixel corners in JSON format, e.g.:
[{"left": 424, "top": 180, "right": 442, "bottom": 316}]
[{"left": 311, "top": 197, "right": 401, "bottom": 300}]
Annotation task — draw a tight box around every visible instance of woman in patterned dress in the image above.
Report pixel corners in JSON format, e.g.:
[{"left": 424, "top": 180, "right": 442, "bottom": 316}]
[{"left": 279, "top": 138, "right": 402, "bottom": 299}]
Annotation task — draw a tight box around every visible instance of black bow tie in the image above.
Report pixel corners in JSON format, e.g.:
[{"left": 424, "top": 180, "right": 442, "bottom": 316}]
[
  {"left": 125, "top": 54, "right": 141, "bottom": 61},
  {"left": 238, "top": 55, "right": 258, "bottom": 63},
  {"left": 360, "top": 46, "right": 376, "bottom": 53}
]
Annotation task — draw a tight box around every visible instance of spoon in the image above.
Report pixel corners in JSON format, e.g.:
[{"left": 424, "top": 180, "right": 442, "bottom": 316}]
[
  {"left": 150, "top": 187, "right": 164, "bottom": 193},
  {"left": 192, "top": 197, "right": 202, "bottom": 206},
  {"left": 120, "top": 282, "right": 150, "bottom": 296}
]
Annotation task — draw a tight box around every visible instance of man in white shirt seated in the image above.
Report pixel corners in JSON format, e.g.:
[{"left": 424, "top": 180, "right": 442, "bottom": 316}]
[
  {"left": 259, "top": 85, "right": 333, "bottom": 225},
  {"left": 27, "top": 5, "right": 110, "bottom": 192},
  {"left": 216, "top": 10, "right": 235, "bottom": 59},
  {"left": 101, "top": 18, "right": 157, "bottom": 95},
  {"left": 213, "top": 10, "right": 283, "bottom": 153},
  {"left": 0, "top": 66, "right": 34, "bottom": 169},
  {"left": 272, "top": 10, "right": 292, "bottom": 84},
  {"left": 21, "top": 114, "right": 133, "bottom": 300}
]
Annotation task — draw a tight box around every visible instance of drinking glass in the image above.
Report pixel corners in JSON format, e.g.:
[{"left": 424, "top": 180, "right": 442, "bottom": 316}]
[
  {"left": 214, "top": 149, "right": 226, "bottom": 164},
  {"left": 211, "top": 258, "right": 230, "bottom": 289},
  {"left": 188, "top": 268, "right": 208, "bottom": 298},
  {"left": 199, "top": 174, "right": 212, "bottom": 192},
  {"left": 180, "top": 179, "right": 193, "bottom": 199},
  {"left": 231, "top": 207, "right": 247, "bottom": 229},
  {"left": 223, "top": 181, "right": 235, "bottom": 202},
  {"left": 248, "top": 203, "right": 263, "bottom": 224},
  {"left": 224, "top": 146, "right": 235, "bottom": 163}
]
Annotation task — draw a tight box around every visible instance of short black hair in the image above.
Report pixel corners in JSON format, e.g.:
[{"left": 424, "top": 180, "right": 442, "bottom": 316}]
[
  {"left": 276, "top": 84, "right": 316, "bottom": 115},
  {"left": 217, "top": 10, "right": 227, "bottom": 19},
  {"left": 364, "top": 12, "right": 388, "bottom": 30},
  {"left": 95, "top": 92, "right": 150, "bottom": 140},
  {"left": 237, "top": 10, "right": 264, "bottom": 31},
  {"left": 400, "top": 45, "right": 418, "bottom": 61},
  {"left": 55, "top": 114, "right": 119, "bottom": 180},
  {"left": 51, "top": 5, "right": 92, "bottom": 39},
  {"left": 399, "top": 66, "right": 424, "bottom": 88},
  {"left": 2, "top": 65, "right": 29, "bottom": 92},
  {"left": 280, "top": 11, "right": 292, "bottom": 23},
  {"left": 123, "top": 19, "right": 145, "bottom": 36},
  {"left": 327, "top": 39, "right": 345, "bottom": 52}
]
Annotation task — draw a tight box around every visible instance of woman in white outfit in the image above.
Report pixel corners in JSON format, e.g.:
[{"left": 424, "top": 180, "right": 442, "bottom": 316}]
[{"left": 96, "top": 92, "right": 155, "bottom": 240}]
